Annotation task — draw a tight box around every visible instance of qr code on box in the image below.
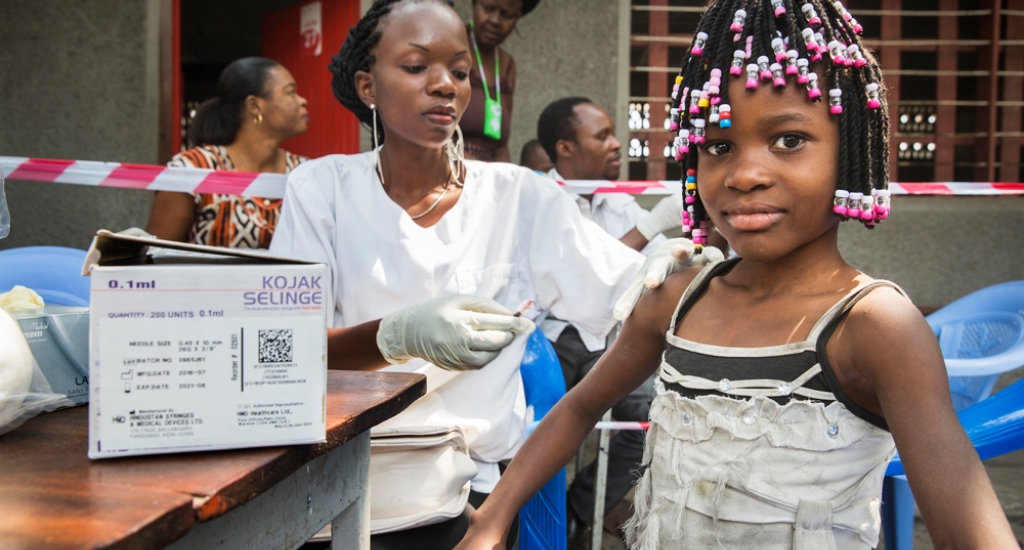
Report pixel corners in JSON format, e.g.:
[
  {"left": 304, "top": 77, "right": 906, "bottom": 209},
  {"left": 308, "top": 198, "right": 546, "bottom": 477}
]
[{"left": 258, "top": 329, "right": 293, "bottom": 363}]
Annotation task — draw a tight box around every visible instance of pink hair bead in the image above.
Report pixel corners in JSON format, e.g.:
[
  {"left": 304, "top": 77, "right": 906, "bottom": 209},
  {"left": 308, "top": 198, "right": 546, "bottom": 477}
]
[
  {"left": 829, "top": 88, "right": 843, "bottom": 115},
  {"left": 746, "top": 64, "right": 760, "bottom": 89},
  {"left": 689, "top": 89, "right": 701, "bottom": 115},
  {"left": 847, "top": 193, "right": 864, "bottom": 219},
  {"left": 814, "top": 32, "right": 828, "bottom": 62},
  {"left": 771, "top": 63, "right": 786, "bottom": 87},
  {"left": 691, "top": 228, "right": 704, "bottom": 238},
  {"left": 802, "top": 4, "right": 822, "bottom": 28},
  {"left": 865, "top": 83, "right": 881, "bottom": 109},
  {"left": 730, "top": 9, "right": 747, "bottom": 32},
  {"left": 796, "top": 58, "right": 810, "bottom": 84},
  {"left": 772, "top": 0, "right": 786, "bottom": 17},
  {"left": 691, "top": 119, "right": 706, "bottom": 144},
  {"left": 834, "top": 1, "right": 852, "bottom": 21},
  {"left": 711, "top": 96, "right": 722, "bottom": 106},
  {"left": 710, "top": 68, "right": 722, "bottom": 79},
  {"left": 758, "top": 56, "right": 772, "bottom": 81},
  {"left": 691, "top": 32, "right": 708, "bottom": 56},
  {"left": 802, "top": 28, "right": 818, "bottom": 52},
  {"left": 731, "top": 50, "right": 746, "bottom": 75},
  {"left": 847, "top": 44, "right": 867, "bottom": 68},
  {"left": 807, "top": 72, "right": 822, "bottom": 99},
  {"left": 828, "top": 40, "right": 846, "bottom": 66},
  {"left": 873, "top": 189, "right": 891, "bottom": 219},
  {"left": 857, "top": 194, "right": 873, "bottom": 220},
  {"left": 833, "top": 190, "right": 850, "bottom": 216},
  {"left": 771, "top": 38, "right": 787, "bottom": 63},
  {"left": 785, "top": 50, "right": 799, "bottom": 75}
]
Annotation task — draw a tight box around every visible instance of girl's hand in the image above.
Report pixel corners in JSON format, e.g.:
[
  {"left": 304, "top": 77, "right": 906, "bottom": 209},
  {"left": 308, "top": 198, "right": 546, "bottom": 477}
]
[{"left": 453, "top": 523, "right": 506, "bottom": 550}]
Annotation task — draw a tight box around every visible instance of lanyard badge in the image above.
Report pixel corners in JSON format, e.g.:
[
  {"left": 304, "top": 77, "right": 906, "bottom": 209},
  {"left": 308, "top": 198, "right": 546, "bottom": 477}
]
[{"left": 470, "top": 22, "right": 502, "bottom": 141}]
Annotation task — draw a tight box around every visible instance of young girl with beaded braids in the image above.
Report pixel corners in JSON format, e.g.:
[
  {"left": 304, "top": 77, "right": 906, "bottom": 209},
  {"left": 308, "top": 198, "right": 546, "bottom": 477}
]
[{"left": 457, "top": 0, "right": 1020, "bottom": 548}]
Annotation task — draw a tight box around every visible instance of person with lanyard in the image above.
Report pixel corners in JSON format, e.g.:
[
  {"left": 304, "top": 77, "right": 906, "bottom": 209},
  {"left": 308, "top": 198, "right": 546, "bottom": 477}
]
[
  {"left": 268, "top": 1, "right": 718, "bottom": 548},
  {"left": 460, "top": 0, "right": 539, "bottom": 162}
]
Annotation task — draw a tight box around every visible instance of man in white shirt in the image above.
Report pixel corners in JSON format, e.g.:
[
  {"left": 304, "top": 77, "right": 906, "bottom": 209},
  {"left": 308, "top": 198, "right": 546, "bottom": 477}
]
[{"left": 535, "top": 97, "right": 684, "bottom": 541}]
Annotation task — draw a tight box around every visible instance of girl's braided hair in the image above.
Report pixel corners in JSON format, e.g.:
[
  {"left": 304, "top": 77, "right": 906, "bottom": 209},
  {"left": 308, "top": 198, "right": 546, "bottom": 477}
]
[
  {"left": 670, "top": 0, "right": 890, "bottom": 247},
  {"left": 329, "top": 0, "right": 456, "bottom": 144}
]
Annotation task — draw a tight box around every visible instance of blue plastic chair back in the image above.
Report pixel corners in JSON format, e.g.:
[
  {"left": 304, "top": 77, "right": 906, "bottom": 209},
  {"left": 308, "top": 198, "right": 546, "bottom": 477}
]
[
  {"left": 518, "top": 329, "right": 567, "bottom": 550},
  {"left": 0, "top": 246, "right": 90, "bottom": 306},
  {"left": 886, "top": 376, "right": 1024, "bottom": 477},
  {"left": 882, "top": 282, "right": 1024, "bottom": 549},
  {"left": 926, "top": 281, "right": 1024, "bottom": 410}
]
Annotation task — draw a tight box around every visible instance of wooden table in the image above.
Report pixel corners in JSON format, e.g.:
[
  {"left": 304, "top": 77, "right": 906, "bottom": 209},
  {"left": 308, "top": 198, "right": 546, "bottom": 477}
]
[{"left": 0, "top": 370, "right": 425, "bottom": 550}]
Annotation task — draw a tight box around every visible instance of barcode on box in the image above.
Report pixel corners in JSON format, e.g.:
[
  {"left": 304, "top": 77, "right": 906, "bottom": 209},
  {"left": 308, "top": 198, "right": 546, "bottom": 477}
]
[{"left": 258, "top": 329, "right": 293, "bottom": 363}]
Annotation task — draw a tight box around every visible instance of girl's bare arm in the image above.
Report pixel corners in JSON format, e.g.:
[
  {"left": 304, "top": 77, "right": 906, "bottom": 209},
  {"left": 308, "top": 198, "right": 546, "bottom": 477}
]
[
  {"left": 456, "top": 271, "right": 698, "bottom": 549},
  {"left": 833, "top": 288, "right": 1019, "bottom": 549}
]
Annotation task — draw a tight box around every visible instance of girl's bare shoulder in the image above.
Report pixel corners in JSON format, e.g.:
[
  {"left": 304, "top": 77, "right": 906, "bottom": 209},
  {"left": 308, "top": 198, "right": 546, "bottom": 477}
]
[
  {"left": 629, "top": 266, "right": 705, "bottom": 336},
  {"left": 837, "top": 277, "right": 940, "bottom": 380}
]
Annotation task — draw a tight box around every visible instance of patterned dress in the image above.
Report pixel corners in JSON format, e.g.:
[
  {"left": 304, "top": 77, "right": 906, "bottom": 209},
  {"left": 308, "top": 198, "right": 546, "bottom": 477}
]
[{"left": 167, "top": 145, "right": 306, "bottom": 249}]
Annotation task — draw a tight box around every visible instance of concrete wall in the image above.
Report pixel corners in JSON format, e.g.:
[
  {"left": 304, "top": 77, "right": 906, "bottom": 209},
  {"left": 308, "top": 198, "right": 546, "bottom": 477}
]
[
  {"left": 0, "top": 0, "right": 162, "bottom": 251},
  {"left": 838, "top": 196, "right": 1024, "bottom": 308}
]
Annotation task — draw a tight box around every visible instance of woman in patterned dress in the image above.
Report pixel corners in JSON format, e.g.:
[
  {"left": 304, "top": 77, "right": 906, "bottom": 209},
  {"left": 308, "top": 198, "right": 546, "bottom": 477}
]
[{"left": 145, "top": 57, "right": 309, "bottom": 248}]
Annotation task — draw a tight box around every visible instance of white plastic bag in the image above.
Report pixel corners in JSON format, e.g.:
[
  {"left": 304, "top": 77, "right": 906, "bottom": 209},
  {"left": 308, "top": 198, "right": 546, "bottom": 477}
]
[{"left": 0, "top": 309, "right": 72, "bottom": 435}]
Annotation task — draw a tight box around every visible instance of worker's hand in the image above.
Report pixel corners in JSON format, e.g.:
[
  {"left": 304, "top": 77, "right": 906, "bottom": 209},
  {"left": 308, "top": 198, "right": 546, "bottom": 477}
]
[
  {"left": 635, "top": 194, "right": 684, "bottom": 241},
  {"left": 377, "top": 294, "right": 535, "bottom": 372},
  {"left": 613, "top": 238, "right": 724, "bottom": 321}
]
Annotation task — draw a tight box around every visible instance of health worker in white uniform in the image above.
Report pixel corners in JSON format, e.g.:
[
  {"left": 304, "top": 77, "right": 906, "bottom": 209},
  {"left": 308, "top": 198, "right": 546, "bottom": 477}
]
[{"left": 268, "top": 1, "right": 715, "bottom": 547}]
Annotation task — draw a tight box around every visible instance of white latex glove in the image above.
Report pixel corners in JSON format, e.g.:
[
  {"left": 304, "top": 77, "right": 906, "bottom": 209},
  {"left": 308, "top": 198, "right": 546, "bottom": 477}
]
[
  {"left": 612, "top": 238, "right": 724, "bottom": 321},
  {"left": 377, "top": 294, "right": 536, "bottom": 372},
  {"left": 635, "top": 194, "right": 685, "bottom": 241}
]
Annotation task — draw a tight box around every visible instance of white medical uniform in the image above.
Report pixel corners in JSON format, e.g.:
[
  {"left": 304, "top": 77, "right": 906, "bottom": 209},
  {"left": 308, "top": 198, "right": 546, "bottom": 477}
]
[
  {"left": 269, "top": 152, "right": 644, "bottom": 491},
  {"left": 540, "top": 168, "right": 666, "bottom": 352}
]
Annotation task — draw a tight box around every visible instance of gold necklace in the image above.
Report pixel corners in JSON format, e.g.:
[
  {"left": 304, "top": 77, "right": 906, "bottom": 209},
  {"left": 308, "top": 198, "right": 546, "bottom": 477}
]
[
  {"left": 409, "top": 185, "right": 451, "bottom": 220},
  {"left": 376, "top": 160, "right": 454, "bottom": 220}
]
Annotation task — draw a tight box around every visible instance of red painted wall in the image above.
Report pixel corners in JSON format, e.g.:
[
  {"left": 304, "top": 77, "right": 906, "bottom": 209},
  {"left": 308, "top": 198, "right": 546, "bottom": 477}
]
[{"left": 262, "top": 0, "right": 361, "bottom": 159}]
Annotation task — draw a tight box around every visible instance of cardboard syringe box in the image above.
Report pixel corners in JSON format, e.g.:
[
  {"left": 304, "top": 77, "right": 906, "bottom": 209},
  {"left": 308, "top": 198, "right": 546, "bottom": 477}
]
[{"left": 84, "top": 230, "right": 328, "bottom": 459}]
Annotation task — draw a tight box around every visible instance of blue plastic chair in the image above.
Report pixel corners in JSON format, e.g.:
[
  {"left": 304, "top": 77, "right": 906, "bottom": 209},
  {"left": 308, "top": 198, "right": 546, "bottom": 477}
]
[
  {"left": 519, "top": 329, "right": 568, "bottom": 550},
  {"left": 882, "top": 281, "right": 1024, "bottom": 549},
  {"left": 882, "top": 377, "right": 1024, "bottom": 548},
  {"left": 0, "top": 246, "right": 90, "bottom": 306}
]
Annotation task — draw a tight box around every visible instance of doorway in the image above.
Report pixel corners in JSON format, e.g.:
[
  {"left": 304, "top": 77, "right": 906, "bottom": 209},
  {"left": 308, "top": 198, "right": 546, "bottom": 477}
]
[{"left": 173, "top": 0, "right": 361, "bottom": 160}]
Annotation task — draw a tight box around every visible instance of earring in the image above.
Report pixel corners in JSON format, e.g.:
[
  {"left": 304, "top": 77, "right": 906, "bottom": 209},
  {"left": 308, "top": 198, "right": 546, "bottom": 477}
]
[
  {"left": 372, "top": 103, "right": 385, "bottom": 186},
  {"left": 445, "top": 125, "right": 466, "bottom": 187},
  {"left": 254, "top": 114, "right": 263, "bottom": 125}
]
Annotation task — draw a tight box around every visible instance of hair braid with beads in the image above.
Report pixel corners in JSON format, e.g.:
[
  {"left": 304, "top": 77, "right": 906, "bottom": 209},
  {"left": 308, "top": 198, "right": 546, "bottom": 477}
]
[
  {"left": 329, "top": 0, "right": 455, "bottom": 144},
  {"left": 668, "top": 0, "right": 891, "bottom": 249}
]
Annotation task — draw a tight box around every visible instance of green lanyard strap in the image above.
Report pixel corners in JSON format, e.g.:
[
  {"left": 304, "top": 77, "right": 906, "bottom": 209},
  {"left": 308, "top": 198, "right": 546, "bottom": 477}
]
[{"left": 469, "top": 21, "right": 501, "bottom": 104}]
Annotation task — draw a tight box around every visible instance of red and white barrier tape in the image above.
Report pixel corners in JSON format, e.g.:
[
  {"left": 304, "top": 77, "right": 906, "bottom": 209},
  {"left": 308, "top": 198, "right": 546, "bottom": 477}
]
[{"left": 3, "top": 156, "right": 1024, "bottom": 197}]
